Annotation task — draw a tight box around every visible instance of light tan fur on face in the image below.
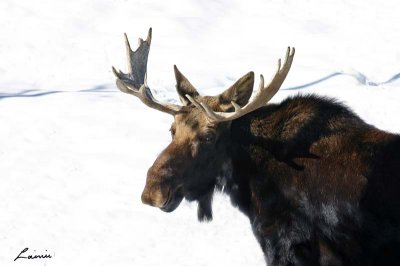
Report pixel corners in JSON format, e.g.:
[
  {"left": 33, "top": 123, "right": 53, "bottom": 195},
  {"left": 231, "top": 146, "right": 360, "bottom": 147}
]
[{"left": 172, "top": 107, "right": 219, "bottom": 157}]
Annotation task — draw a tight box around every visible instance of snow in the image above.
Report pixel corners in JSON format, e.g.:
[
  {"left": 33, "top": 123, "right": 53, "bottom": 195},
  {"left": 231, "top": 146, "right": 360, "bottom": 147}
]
[{"left": 1, "top": 0, "right": 400, "bottom": 265}]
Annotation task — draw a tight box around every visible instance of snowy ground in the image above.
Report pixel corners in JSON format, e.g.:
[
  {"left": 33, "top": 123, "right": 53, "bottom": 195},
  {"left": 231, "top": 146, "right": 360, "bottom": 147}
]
[{"left": 1, "top": 1, "right": 400, "bottom": 265}]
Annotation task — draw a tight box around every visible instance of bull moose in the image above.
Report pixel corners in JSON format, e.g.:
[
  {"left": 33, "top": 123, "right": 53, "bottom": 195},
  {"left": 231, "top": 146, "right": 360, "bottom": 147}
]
[{"left": 112, "top": 28, "right": 400, "bottom": 265}]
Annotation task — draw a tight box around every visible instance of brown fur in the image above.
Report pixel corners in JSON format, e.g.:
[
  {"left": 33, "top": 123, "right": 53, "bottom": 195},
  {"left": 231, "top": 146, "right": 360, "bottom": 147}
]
[{"left": 138, "top": 70, "right": 400, "bottom": 265}]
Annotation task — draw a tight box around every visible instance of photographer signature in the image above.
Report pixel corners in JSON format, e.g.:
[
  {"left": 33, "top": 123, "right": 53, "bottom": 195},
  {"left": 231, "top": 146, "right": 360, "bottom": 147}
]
[{"left": 14, "top": 247, "right": 53, "bottom": 261}]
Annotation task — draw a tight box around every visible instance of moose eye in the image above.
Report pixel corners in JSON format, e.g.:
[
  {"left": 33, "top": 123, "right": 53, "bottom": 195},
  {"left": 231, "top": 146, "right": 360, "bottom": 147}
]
[{"left": 199, "top": 133, "right": 215, "bottom": 143}]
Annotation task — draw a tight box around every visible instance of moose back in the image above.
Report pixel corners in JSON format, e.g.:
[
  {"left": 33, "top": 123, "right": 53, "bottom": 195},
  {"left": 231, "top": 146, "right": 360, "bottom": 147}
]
[{"left": 113, "top": 28, "right": 400, "bottom": 266}]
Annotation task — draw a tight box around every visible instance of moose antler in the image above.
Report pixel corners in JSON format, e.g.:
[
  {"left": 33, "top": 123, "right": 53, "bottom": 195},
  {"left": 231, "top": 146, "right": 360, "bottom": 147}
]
[
  {"left": 186, "top": 47, "right": 295, "bottom": 122},
  {"left": 112, "top": 28, "right": 183, "bottom": 115}
]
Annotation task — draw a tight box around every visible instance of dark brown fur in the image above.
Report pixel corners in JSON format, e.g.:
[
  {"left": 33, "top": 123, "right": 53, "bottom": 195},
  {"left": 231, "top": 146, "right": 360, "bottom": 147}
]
[
  {"left": 228, "top": 95, "right": 400, "bottom": 265},
  {"left": 140, "top": 71, "right": 400, "bottom": 265}
]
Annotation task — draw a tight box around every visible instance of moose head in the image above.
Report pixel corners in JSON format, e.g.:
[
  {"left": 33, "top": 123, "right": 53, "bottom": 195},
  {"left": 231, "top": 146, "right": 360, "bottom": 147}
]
[{"left": 112, "top": 28, "right": 294, "bottom": 221}]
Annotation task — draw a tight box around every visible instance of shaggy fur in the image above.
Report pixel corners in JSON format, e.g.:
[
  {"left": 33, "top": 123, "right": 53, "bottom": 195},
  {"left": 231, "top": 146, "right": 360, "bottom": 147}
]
[
  {"left": 141, "top": 71, "right": 400, "bottom": 265},
  {"left": 221, "top": 94, "right": 400, "bottom": 265}
]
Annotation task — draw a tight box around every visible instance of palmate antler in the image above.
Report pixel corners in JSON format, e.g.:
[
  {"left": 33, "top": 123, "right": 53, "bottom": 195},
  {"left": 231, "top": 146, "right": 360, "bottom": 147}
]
[
  {"left": 186, "top": 47, "right": 295, "bottom": 122},
  {"left": 112, "top": 28, "right": 183, "bottom": 115},
  {"left": 113, "top": 28, "right": 295, "bottom": 121}
]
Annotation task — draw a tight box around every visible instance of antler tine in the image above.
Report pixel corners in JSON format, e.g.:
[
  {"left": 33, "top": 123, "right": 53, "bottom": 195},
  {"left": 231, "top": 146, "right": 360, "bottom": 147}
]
[
  {"left": 189, "top": 47, "right": 295, "bottom": 122},
  {"left": 262, "top": 47, "right": 295, "bottom": 103},
  {"left": 113, "top": 28, "right": 183, "bottom": 115},
  {"left": 116, "top": 80, "right": 182, "bottom": 114}
]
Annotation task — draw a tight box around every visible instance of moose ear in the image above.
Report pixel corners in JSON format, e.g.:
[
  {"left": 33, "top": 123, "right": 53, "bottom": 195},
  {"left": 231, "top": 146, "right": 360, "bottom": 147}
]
[
  {"left": 218, "top": 71, "right": 254, "bottom": 111},
  {"left": 174, "top": 65, "right": 200, "bottom": 105}
]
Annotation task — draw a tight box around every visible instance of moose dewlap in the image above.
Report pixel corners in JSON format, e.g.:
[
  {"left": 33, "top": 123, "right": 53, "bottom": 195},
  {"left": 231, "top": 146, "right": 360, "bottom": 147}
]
[{"left": 113, "top": 28, "right": 400, "bottom": 266}]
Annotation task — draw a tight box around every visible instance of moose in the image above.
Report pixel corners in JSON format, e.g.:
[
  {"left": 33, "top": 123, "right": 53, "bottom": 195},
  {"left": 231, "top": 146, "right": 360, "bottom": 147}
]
[{"left": 113, "top": 28, "right": 400, "bottom": 265}]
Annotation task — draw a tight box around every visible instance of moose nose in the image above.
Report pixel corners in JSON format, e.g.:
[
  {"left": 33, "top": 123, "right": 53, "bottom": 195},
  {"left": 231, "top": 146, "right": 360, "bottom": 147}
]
[
  {"left": 141, "top": 190, "right": 152, "bottom": 205},
  {"left": 141, "top": 186, "right": 165, "bottom": 208},
  {"left": 142, "top": 190, "right": 153, "bottom": 206}
]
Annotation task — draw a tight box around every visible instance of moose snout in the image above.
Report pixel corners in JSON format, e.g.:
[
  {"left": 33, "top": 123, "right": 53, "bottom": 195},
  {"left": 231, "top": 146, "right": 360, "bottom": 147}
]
[
  {"left": 141, "top": 185, "right": 166, "bottom": 208},
  {"left": 141, "top": 144, "right": 185, "bottom": 209},
  {"left": 141, "top": 166, "right": 172, "bottom": 208}
]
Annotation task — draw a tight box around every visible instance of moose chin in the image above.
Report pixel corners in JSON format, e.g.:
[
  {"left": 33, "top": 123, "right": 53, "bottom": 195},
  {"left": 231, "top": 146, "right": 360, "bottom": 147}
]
[{"left": 112, "top": 28, "right": 400, "bottom": 266}]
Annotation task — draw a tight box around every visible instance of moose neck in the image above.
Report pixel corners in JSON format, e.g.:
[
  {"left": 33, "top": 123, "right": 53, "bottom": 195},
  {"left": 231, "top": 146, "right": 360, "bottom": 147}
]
[{"left": 220, "top": 105, "right": 280, "bottom": 220}]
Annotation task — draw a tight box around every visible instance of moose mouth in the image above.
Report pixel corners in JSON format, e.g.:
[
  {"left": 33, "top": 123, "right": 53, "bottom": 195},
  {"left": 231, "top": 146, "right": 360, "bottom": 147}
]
[{"left": 160, "top": 189, "right": 184, "bottom": 212}]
